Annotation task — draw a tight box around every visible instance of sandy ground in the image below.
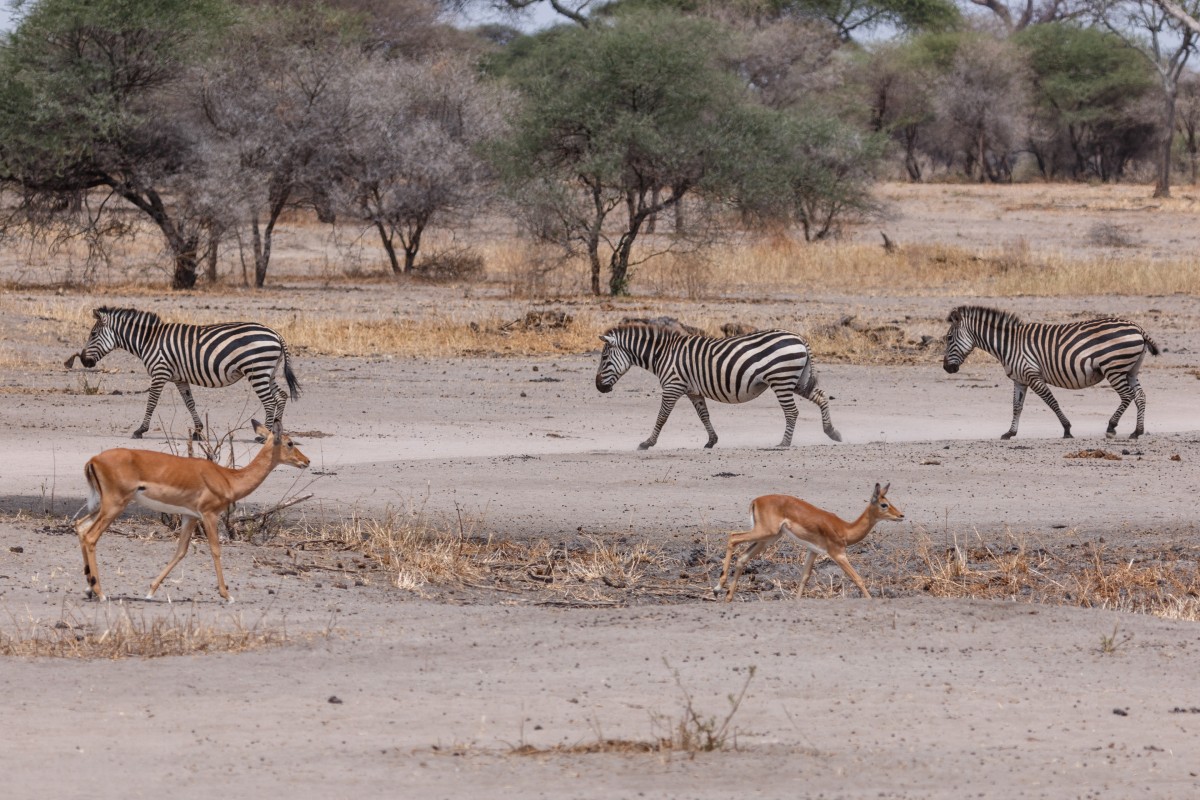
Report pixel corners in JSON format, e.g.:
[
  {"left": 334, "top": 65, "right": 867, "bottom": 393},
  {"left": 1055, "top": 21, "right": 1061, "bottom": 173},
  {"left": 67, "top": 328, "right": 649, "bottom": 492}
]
[{"left": 1, "top": 278, "right": 1199, "bottom": 798}]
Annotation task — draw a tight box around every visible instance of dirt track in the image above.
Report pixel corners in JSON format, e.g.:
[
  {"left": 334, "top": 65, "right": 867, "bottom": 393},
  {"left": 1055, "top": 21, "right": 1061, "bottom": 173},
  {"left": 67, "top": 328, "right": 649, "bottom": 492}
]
[{"left": 2, "top": 285, "right": 1199, "bottom": 797}]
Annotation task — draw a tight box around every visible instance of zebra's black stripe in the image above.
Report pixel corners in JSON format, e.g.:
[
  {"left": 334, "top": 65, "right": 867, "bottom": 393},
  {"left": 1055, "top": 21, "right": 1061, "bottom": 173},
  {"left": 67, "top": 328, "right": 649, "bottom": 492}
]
[
  {"left": 942, "top": 305, "right": 1159, "bottom": 439},
  {"left": 77, "top": 307, "right": 301, "bottom": 440},
  {"left": 595, "top": 322, "right": 841, "bottom": 449}
]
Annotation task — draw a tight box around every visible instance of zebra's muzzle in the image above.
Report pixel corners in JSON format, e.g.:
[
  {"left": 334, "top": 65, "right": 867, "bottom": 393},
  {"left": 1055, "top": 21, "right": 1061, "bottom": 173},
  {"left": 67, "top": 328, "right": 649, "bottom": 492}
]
[
  {"left": 79, "top": 355, "right": 97, "bottom": 368},
  {"left": 596, "top": 379, "right": 613, "bottom": 393},
  {"left": 942, "top": 361, "right": 959, "bottom": 374}
]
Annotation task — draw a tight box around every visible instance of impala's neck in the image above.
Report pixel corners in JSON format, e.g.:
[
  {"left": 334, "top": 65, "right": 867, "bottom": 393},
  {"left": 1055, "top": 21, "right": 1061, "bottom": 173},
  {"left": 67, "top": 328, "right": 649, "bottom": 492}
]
[
  {"left": 224, "top": 441, "right": 282, "bottom": 502},
  {"left": 842, "top": 507, "right": 882, "bottom": 546}
]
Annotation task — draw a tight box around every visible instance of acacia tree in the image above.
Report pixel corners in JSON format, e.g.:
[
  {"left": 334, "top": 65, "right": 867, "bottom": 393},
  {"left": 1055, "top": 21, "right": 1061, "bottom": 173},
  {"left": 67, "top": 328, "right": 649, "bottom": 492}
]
[
  {"left": 1015, "top": 22, "right": 1158, "bottom": 180},
  {"left": 1092, "top": 0, "right": 1199, "bottom": 197},
  {"left": 334, "top": 55, "right": 508, "bottom": 275},
  {"left": 0, "top": 0, "right": 232, "bottom": 289},
  {"left": 493, "top": 10, "right": 764, "bottom": 295}
]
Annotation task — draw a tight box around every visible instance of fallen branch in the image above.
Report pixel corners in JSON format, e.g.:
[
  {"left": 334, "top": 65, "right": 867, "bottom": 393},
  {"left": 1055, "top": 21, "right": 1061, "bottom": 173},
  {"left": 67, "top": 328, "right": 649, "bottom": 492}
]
[{"left": 227, "top": 493, "right": 313, "bottom": 535}]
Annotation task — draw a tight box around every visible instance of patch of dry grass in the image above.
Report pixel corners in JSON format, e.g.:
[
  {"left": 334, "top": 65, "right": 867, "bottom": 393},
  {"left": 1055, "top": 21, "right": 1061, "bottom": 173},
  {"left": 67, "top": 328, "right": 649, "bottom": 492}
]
[{"left": 0, "top": 606, "right": 293, "bottom": 659}]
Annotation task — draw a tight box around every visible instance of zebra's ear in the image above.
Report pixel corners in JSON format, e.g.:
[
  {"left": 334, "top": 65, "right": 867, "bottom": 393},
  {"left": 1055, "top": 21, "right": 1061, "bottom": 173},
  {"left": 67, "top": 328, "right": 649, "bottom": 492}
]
[
  {"left": 947, "top": 308, "right": 961, "bottom": 323},
  {"left": 92, "top": 308, "right": 103, "bottom": 320},
  {"left": 599, "top": 334, "right": 615, "bottom": 345}
]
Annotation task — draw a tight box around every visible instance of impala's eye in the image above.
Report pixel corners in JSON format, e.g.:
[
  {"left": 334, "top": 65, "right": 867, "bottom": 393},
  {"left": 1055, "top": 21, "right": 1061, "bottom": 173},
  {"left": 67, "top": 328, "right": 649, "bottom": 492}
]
[{"left": 880, "top": 503, "right": 888, "bottom": 509}]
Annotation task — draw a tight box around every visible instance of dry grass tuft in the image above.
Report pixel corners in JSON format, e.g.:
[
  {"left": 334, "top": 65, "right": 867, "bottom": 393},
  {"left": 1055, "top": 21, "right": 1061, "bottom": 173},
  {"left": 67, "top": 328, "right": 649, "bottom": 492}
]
[{"left": 0, "top": 607, "right": 293, "bottom": 659}]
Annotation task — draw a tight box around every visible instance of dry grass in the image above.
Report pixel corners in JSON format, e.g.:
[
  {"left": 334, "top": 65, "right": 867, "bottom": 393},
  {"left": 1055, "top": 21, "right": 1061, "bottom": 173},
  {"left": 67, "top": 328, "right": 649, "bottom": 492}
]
[
  {"left": 295, "top": 510, "right": 689, "bottom": 605},
  {"left": 0, "top": 606, "right": 293, "bottom": 659}
]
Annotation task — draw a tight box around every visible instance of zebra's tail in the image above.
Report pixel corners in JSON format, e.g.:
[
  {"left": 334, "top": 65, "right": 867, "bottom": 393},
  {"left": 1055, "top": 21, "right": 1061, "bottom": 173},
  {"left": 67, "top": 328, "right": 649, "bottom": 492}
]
[
  {"left": 1144, "top": 332, "right": 1161, "bottom": 357},
  {"left": 797, "top": 351, "right": 819, "bottom": 397},
  {"left": 282, "top": 343, "right": 302, "bottom": 401}
]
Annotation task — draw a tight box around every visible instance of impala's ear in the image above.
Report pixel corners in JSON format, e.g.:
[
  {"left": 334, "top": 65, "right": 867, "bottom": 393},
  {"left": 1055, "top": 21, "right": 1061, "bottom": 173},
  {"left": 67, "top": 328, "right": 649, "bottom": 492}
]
[
  {"left": 251, "top": 418, "right": 269, "bottom": 438},
  {"left": 882, "top": 482, "right": 890, "bottom": 495},
  {"left": 271, "top": 419, "right": 283, "bottom": 439},
  {"left": 871, "top": 483, "right": 881, "bottom": 501}
]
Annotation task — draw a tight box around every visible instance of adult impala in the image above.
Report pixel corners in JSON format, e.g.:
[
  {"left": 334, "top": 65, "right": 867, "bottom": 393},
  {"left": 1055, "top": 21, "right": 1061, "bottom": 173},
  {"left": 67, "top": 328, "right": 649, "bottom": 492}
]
[
  {"left": 74, "top": 419, "right": 309, "bottom": 603},
  {"left": 715, "top": 483, "right": 904, "bottom": 602}
]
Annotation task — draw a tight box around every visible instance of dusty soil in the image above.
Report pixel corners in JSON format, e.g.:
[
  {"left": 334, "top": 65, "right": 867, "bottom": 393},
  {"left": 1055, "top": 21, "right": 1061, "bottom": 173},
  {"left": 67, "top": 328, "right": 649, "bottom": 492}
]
[{"left": 3, "top": 188, "right": 1200, "bottom": 797}]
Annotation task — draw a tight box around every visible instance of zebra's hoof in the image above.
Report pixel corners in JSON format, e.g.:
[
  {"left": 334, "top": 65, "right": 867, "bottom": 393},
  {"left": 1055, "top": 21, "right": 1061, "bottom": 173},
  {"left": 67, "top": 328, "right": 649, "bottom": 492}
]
[
  {"left": 1062, "top": 431, "right": 1074, "bottom": 439},
  {"left": 1000, "top": 432, "right": 1015, "bottom": 440},
  {"left": 637, "top": 441, "right": 653, "bottom": 451},
  {"left": 705, "top": 440, "right": 717, "bottom": 449},
  {"left": 827, "top": 429, "right": 843, "bottom": 443},
  {"left": 1105, "top": 429, "right": 1117, "bottom": 439},
  {"left": 1129, "top": 431, "right": 1143, "bottom": 440},
  {"left": 191, "top": 431, "right": 203, "bottom": 442},
  {"left": 131, "top": 429, "right": 146, "bottom": 440}
]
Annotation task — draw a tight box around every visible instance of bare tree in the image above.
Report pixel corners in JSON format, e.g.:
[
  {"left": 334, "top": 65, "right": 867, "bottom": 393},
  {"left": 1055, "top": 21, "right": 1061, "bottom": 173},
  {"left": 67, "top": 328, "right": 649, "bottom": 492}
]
[
  {"left": 333, "top": 55, "right": 508, "bottom": 275},
  {"left": 930, "top": 37, "right": 1031, "bottom": 182},
  {"left": 1177, "top": 71, "right": 1200, "bottom": 182},
  {"left": 200, "top": 9, "right": 367, "bottom": 287}
]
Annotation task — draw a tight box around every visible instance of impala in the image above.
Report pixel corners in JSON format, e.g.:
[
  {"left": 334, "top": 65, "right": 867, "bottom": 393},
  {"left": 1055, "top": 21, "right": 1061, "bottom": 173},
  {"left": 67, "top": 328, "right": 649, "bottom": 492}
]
[
  {"left": 715, "top": 483, "right": 904, "bottom": 602},
  {"left": 74, "top": 419, "right": 309, "bottom": 603}
]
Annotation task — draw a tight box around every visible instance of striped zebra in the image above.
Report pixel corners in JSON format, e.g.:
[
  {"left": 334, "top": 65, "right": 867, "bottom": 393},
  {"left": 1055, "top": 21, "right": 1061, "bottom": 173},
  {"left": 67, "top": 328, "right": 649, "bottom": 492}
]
[
  {"left": 595, "top": 322, "right": 841, "bottom": 449},
  {"left": 70, "top": 307, "right": 301, "bottom": 440},
  {"left": 942, "top": 305, "right": 1159, "bottom": 440}
]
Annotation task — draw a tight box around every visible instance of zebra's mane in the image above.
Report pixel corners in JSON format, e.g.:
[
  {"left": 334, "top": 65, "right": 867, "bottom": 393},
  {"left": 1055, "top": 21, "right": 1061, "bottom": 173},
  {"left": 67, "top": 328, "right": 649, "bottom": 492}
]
[
  {"left": 95, "top": 306, "right": 162, "bottom": 325},
  {"left": 949, "top": 305, "right": 1022, "bottom": 328},
  {"left": 603, "top": 321, "right": 697, "bottom": 340}
]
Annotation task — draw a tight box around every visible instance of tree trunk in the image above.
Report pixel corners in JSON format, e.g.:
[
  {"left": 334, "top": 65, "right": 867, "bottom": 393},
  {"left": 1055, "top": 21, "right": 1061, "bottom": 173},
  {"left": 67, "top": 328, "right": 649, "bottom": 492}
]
[
  {"left": 172, "top": 242, "right": 200, "bottom": 290},
  {"left": 375, "top": 220, "right": 403, "bottom": 274},
  {"left": 1155, "top": 81, "right": 1179, "bottom": 199},
  {"left": 203, "top": 234, "right": 219, "bottom": 284}
]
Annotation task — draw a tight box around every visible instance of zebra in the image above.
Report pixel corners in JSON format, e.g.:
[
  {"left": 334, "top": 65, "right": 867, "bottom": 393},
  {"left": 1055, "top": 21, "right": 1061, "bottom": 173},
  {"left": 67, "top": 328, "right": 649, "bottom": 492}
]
[
  {"left": 68, "top": 307, "right": 301, "bottom": 440},
  {"left": 942, "top": 305, "right": 1160, "bottom": 440},
  {"left": 595, "top": 322, "right": 842, "bottom": 449}
]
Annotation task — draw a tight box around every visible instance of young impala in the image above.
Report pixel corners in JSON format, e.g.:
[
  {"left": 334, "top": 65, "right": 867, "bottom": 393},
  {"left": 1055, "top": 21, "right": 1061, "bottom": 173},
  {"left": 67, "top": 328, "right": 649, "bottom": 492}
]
[
  {"left": 715, "top": 483, "right": 904, "bottom": 602},
  {"left": 74, "top": 419, "right": 309, "bottom": 603}
]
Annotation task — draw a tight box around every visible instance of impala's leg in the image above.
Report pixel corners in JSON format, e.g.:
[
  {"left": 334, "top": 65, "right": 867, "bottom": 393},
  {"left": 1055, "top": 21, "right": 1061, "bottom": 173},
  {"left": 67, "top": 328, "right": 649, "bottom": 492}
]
[
  {"left": 200, "top": 514, "right": 233, "bottom": 603},
  {"left": 725, "top": 535, "right": 778, "bottom": 602},
  {"left": 716, "top": 529, "right": 759, "bottom": 593},
  {"left": 688, "top": 394, "right": 718, "bottom": 448},
  {"left": 174, "top": 381, "right": 204, "bottom": 441},
  {"left": 640, "top": 384, "right": 683, "bottom": 450},
  {"left": 1027, "top": 377, "right": 1072, "bottom": 439},
  {"left": 1001, "top": 381, "right": 1027, "bottom": 440},
  {"left": 769, "top": 382, "right": 799, "bottom": 447},
  {"left": 828, "top": 550, "right": 872, "bottom": 598},
  {"left": 133, "top": 375, "right": 168, "bottom": 439},
  {"left": 796, "top": 383, "right": 841, "bottom": 443},
  {"left": 147, "top": 517, "right": 200, "bottom": 600},
  {"left": 796, "top": 550, "right": 818, "bottom": 595},
  {"left": 75, "top": 503, "right": 125, "bottom": 601}
]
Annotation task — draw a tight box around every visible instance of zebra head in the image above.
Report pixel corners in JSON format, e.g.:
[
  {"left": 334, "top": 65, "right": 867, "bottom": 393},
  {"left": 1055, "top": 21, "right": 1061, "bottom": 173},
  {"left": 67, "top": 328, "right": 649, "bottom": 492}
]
[
  {"left": 942, "top": 308, "right": 976, "bottom": 374},
  {"left": 595, "top": 333, "right": 634, "bottom": 393},
  {"left": 77, "top": 308, "right": 120, "bottom": 368}
]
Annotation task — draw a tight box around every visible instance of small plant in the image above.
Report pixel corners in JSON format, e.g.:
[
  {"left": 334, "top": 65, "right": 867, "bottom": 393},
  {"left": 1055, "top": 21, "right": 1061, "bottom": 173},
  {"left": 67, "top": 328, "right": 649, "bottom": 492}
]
[
  {"left": 654, "top": 660, "right": 756, "bottom": 755},
  {"left": 1098, "top": 624, "right": 1133, "bottom": 654}
]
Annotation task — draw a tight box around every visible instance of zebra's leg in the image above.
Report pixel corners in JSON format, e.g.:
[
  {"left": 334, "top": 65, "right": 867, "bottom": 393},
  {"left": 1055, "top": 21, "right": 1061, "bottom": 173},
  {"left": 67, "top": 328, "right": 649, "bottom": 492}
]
[
  {"left": 687, "top": 394, "right": 718, "bottom": 448},
  {"left": 1001, "top": 382, "right": 1027, "bottom": 439},
  {"left": 173, "top": 381, "right": 204, "bottom": 441},
  {"left": 249, "top": 375, "right": 281, "bottom": 441},
  {"left": 793, "top": 383, "right": 842, "bottom": 444},
  {"left": 133, "top": 376, "right": 168, "bottom": 439},
  {"left": 1104, "top": 373, "right": 1135, "bottom": 439},
  {"left": 639, "top": 385, "right": 684, "bottom": 450},
  {"left": 1132, "top": 383, "right": 1148, "bottom": 438},
  {"left": 769, "top": 383, "right": 799, "bottom": 447},
  {"left": 1026, "top": 377, "right": 1073, "bottom": 439}
]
